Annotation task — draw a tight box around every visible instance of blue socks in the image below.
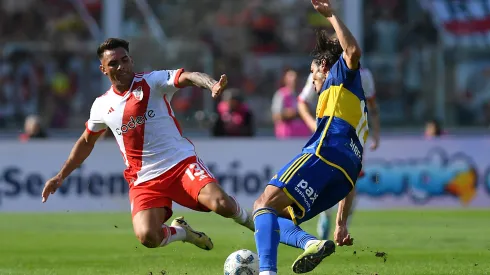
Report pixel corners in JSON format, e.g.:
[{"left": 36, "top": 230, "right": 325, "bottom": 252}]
[
  {"left": 253, "top": 208, "right": 280, "bottom": 273},
  {"left": 254, "top": 208, "right": 319, "bottom": 273},
  {"left": 278, "top": 217, "right": 317, "bottom": 249}
]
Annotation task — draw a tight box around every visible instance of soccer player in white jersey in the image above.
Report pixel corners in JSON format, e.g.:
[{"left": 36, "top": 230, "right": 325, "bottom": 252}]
[
  {"left": 41, "top": 38, "right": 254, "bottom": 251},
  {"left": 297, "top": 65, "right": 381, "bottom": 240}
]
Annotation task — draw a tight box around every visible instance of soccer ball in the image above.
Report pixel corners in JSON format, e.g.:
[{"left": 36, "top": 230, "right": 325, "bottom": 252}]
[{"left": 224, "top": 249, "right": 259, "bottom": 275}]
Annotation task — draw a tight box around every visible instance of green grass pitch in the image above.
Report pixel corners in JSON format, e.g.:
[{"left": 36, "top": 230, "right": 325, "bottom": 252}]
[{"left": 0, "top": 210, "right": 489, "bottom": 275}]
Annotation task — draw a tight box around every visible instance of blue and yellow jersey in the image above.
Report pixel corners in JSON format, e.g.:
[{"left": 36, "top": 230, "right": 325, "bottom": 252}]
[{"left": 302, "top": 54, "right": 368, "bottom": 186}]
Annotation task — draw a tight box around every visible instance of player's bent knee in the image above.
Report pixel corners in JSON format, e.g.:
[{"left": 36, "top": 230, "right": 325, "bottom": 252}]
[
  {"left": 135, "top": 227, "right": 161, "bottom": 248},
  {"left": 253, "top": 197, "right": 263, "bottom": 211},
  {"left": 254, "top": 185, "right": 293, "bottom": 211}
]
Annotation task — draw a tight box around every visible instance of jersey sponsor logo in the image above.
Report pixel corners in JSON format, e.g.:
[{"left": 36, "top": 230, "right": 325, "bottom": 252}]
[
  {"left": 132, "top": 86, "right": 144, "bottom": 101},
  {"left": 294, "top": 179, "right": 319, "bottom": 209},
  {"left": 115, "top": 109, "right": 155, "bottom": 135},
  {"left": 350, "top": 138, "right": 361, "bottom": 159}
]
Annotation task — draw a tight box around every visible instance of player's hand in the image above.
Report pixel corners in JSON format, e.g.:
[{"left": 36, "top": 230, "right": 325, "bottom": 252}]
[
  {"left": 212, "top": 74, "right": 228, "bottom": 98},
  {"left": 370, "top": 137, "right": 380, "bottom": 151},
  {"left": 42, "top": 175, "right": 63, "bottom": 203},
  {"left": 334, "top": 225, "right": 354, "bottom": 246},
  {"left": 311, "top": 0, "right": 334, "bottom": 18}
]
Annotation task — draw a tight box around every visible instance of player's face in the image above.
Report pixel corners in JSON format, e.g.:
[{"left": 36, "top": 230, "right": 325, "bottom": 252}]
[
  {"left": 99, "top": 47, "right": 134, "bottom": 86},
  {"left": 311, "top": 61, "right": 329, "bottom": 93},
  {"left": 284, "top": 70, "right": 297, "bottom": 88},
  {"left": 425, "top": 122, "right": 437, "bottom": 137}
]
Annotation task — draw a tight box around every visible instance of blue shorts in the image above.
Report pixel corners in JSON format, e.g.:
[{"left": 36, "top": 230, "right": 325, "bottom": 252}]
[{"left": 269, "top": 153, "right": 355, "bottom": 225}]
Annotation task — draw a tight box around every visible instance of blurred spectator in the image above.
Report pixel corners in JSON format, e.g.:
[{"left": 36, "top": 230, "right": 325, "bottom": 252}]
[
  {"left": 247, "top": 6, "right": 280, "bottom": 54},
  {"left": 0, "top": 0, "right": 487, "bottom": 134},
  {"left": 19, "top": 115, "right": 47, "bottom": 142},
  {"left": 373, "top": 8, "right": 400, "bottom": 54},
  {"left": 0, "top": 62, "right": 15, "bottom": 127},
  {"left": 271, "top": 68, "right": 310, "bottom": 139},
  {"left": 400, "top": 41, "right": 424, "bottom": 121},
  {"left": 424, "top": 118, "right": 445, "bottom": 139},
  {"left": 212, "top": 88, "right": 254, "bottom": 137}
]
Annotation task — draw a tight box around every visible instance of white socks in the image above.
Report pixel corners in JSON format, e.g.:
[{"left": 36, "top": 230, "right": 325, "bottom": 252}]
[
  {"left": 232, "top": 204, "right": 248, "bottom": 224},
  {"left": 230, "top": 196, "right": 248, "bottom": 223},
  {"left": 229, "top": 196, "right": 254, "bottom": 231},
  {"left": 304, "top": 239, "right": 320, "bottom": 250},
  {"left": 160, "top": 225, "right": 186, "bottom": 247},
  {"left": 259, "top": 271, "right": 277, "bottom": 275}
]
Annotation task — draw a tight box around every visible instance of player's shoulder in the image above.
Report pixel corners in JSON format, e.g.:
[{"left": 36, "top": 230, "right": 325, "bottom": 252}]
[
  {"left": 140, "top": 70, "right": 174, "bottom": 78},
  {"left": 139, "top": 70, "right": 175, "bottom": 85},
  {"left": 134, "top": 71, "right": 153, "bottom": 81},
  {"left": 330, "top": 53, "right": 360, "bottom": 80},
  {"left": 93, "top": 89, "right": 114, "bottom": 106},
  {"left": 96, "top": 90, "right": 109, "bottom": 99}
]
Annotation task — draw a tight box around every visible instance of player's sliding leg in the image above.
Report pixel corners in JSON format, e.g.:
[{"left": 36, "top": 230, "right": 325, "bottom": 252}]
[
  {"left": 132, "top": 207, "right": 212, "bottom": 250},
  {"left": 170, "top": 216, "right": 213, "bottom": 250},
  {"left": 253, "top": 185, "right": 291, "bottom": 275},
  {"left": 278, "top": 216, "right": 319, "bottom": 250},
  {"left": 197, "top": 182, "right": 254, "bottom": 231},
  {"left": 291, "top": 174, "right": 354, "bottom": 274},
  {"left": 276, "top": 209, "right": 330, "bottom": 255},
  {"left": 197, "top": 179, "right": 320, "bottom": 251}
]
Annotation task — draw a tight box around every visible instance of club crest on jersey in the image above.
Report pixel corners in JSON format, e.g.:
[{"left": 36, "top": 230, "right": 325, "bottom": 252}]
[{"left": 132, "top": 86, "right": 143, "bottom": 101}]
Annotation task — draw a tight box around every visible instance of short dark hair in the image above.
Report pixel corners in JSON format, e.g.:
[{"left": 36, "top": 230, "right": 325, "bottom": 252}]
[
  {"left": 97, "top": 38, "right": 130, "bottom": 59},
  {"left": 311, "top": 30, "right": 343, "bottom": 68}
]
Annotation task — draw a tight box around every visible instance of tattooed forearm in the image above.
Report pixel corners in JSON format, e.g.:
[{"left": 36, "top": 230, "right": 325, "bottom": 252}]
[{"left": 186, "top": 72, "right": 217, "bottom": 90}]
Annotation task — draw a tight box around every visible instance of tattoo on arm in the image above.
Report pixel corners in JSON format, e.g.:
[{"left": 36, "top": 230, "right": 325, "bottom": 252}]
[{"left": 186, "top": 72, "right": 217, "bottom": 90}]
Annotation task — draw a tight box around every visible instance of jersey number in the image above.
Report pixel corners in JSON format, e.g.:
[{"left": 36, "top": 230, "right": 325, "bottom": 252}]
[
  {"left": 185, "top": 163, "right": 208, "bottom": 181},
  {"left": 355, "top": 100, "right": 369, "bottom": 146}
]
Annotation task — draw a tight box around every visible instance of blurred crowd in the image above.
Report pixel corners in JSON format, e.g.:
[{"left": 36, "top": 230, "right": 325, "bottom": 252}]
[
  {"left": 0, "top": 0, "right": 101, "bottom": 131},
  {"left": 2, "top": 0, "right": 490, "bottom": 140}
]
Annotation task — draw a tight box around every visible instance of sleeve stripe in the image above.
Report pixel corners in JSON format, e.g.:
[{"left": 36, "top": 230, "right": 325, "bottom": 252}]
[
  {"left": 85, "top": 122, "right": 106, "bottom": 135},
  {"left": 174, "top": 68, "right": 185, "bottom": 88}
]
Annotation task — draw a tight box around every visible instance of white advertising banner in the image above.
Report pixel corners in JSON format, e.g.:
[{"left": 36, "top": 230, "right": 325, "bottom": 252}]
[{"left": 0, "top": 137, "right": 489, "bottom": 212}]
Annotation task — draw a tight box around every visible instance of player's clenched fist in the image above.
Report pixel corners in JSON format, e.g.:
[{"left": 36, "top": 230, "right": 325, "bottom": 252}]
[
  {"left": 334, "top": 225, "right": 354, "bottom": 246},
  {"left": 211, "top": 74, "right": 228, "bottom": 98},
  {"left": 311, "top": 0, "right": 334, "bottom": 17},
  {"left": 42, "top": 175, "right": 63, "bottom": 203}
]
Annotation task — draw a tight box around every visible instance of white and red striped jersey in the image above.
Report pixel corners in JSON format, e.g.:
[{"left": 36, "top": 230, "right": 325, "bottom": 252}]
[
  {"left": 86, "top": 69, "right": 196, "bottom": 185},
  {"left": 360, "top": 68, "right": 376, "bottom": 100},
  {"left": 298, "top": 68, "right": 376, "bottom": 104}
]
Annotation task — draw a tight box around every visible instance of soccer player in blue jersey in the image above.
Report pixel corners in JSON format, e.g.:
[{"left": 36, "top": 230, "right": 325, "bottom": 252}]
[{"left": 252, "top": 0, "right": 365, "bottom": 274}]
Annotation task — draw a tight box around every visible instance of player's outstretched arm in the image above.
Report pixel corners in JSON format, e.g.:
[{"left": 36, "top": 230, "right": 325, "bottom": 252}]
[
  {"left": 311, "top": 0, "right": 362, "bottom": 69},
  {"left": 41, "top": 130, "right": 103, "bottom": 203},
  {"left": 334, "top": 189, "right": 355, "bottom": 246},
  {"left": 367, "top": 99, "right": 380, "bottom": 150},
  {"left": 177, "top": 72, "right": 228, "bottom": 98}
]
